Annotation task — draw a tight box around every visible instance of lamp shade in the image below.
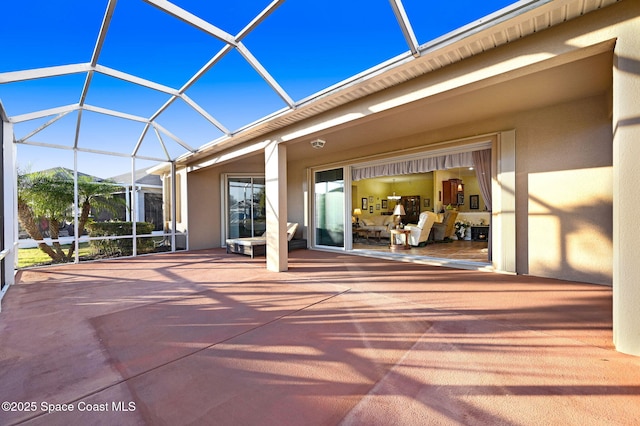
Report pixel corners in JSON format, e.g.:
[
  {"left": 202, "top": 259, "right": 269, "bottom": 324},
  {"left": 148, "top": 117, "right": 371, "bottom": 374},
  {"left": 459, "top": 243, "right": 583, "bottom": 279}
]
[
  {"left": 353, "top": 208, "right": 362, "bottom": 216},
  {"left": 392, "top": 204, "right": 406, "bottom": 216}
]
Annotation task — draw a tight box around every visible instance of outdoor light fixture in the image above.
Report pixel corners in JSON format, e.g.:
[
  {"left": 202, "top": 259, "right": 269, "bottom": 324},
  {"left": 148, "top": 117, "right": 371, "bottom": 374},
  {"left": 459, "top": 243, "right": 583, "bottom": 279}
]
[{"left": 310, "top": 138, "right": 326, "bottom": 149}]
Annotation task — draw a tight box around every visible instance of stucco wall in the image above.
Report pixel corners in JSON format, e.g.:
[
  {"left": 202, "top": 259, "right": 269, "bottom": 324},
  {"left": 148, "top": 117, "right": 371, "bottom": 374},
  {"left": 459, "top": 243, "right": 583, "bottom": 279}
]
[
  {"left": 182, "top": 0, "right": 619, "bottom": 285},
  {"left": 284, "top": 160, "right": 307, "bottom": 240},
  {"left": 187, "top": 152, "right": 308, "bottom": 249},
  {"left": 188, "top": 99, "right": 613, "bottom": 285},
  {"left": 282, "top": 94, "right": 612, "bottom": 285},
  {"left": 514, "top": 95, "right": 612, "bottom": 284},
  {"left": 187, "top": 155, "right": 264, "bottom": 250}
]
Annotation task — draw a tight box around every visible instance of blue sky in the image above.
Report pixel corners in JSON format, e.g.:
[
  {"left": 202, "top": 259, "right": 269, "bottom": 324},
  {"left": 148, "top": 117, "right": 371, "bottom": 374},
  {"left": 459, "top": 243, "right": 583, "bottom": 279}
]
[{"left": 1, "top": 0, "right": 516, "bottom": 178}]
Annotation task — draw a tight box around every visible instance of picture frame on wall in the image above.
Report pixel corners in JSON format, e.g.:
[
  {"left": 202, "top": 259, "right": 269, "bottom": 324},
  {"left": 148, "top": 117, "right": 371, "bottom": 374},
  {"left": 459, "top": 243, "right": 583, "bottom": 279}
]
[
  {"left": 361, "top": 198, "right": 368, "bottom": 210},
  {"left": 369, "top": 206, "right": 373, "bottom": 213},
  {"left": 470, "top": 194, "right": 479, "bottom": 209},
  {"left": 376, "top": 204, "right": 380, "bottom": 210},
  {"left": 368, "top": 196, "right": 374, "bottom": 203},
  {"left": 424, "top": 198, "right": 430, "bottom": 207},
  {"left": 381, "top": 200, "right": 387, "bottom": 209}
]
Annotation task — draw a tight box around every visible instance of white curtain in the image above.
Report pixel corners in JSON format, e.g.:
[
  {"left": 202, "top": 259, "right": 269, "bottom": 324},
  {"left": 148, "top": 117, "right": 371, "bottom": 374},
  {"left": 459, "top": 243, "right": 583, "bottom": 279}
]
[
  {"left": 472, "top": 148, "right": 492, "bottom": 260},
  {"left": 351, "top": 152, "right": 474, "bottom": 181},
  {"left": 472, "top": 149, "right": 491, "bottom": 209}
]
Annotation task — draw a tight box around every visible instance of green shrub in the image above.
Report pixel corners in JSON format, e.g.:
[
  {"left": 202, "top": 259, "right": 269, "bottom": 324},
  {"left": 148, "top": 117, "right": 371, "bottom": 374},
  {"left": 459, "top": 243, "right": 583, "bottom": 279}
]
[{"left": 86, "top": 221, "right": 155, "bottom": 256}]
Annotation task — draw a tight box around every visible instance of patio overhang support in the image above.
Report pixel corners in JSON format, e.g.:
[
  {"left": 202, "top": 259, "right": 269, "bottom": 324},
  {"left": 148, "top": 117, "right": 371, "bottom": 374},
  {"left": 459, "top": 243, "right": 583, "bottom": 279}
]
[
  {"left": 612, "top": 31, "right": 640, "bottom": 356},
  {"left": 265, "top": 140, "right": 288, "bottom": 272},
  {"left": 1, "top": 103, "right": 16, "bottom": 309}
]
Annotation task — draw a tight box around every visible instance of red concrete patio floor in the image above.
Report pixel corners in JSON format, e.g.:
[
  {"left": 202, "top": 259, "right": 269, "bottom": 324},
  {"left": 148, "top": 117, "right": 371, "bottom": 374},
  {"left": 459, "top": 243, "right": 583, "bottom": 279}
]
[{"left": 1, "top": 249, "right": 639, "bottom": 425}]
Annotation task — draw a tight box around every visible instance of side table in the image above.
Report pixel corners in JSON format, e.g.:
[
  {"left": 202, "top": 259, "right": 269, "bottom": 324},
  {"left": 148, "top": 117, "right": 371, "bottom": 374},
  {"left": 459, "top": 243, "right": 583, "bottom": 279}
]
[
  {"left": 354, "top": 228, "right": 370, "bottom": 241},
  {"left": 389, "top": 229, "right": 411, "bottom": 250}
]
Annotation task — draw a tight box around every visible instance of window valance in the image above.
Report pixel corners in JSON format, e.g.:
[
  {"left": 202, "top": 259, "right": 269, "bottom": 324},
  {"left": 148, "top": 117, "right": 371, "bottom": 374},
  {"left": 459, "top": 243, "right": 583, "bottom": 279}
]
[{"left": 351, "top": 152, "right": 474, "bottom": 181}]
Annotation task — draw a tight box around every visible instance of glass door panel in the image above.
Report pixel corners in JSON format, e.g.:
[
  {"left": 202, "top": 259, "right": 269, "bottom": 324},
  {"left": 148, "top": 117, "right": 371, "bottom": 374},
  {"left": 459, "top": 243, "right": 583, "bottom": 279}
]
[
  {"left": 252, "top": 178, "right": 266, "bottom": 236},
  {"left": 227, "top": 177, "right": 265, "bottom": 239},
  {"left": 314, "top": 168, "right": 344, "bottom": 248}
]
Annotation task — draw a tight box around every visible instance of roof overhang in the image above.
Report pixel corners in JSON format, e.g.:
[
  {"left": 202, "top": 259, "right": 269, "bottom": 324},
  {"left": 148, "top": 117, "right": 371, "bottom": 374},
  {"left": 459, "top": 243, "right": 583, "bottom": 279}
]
[{"left": 176, "top": 0, "right": 620, "bottom": 169}]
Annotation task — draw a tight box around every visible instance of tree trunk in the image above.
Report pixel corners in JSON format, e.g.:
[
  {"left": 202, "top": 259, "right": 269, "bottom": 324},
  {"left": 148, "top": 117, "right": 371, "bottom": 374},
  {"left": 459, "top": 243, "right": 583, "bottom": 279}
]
[
  {"left": 17, "top": 199, "right": 63, "bottom": 262},
  {"left": 67, "top": 201, "right": 91, "bottom": 259},
  {"left": 49, "top": 218, "right": 66, "bottom": 260}
]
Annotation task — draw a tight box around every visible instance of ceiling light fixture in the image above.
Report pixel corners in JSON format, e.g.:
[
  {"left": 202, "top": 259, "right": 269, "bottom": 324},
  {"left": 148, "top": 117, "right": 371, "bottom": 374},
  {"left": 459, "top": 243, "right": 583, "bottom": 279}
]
[
  {"left": 387, "top": 178, "right": 401, "bottom": 201},
  {"left": 310, "top": 138, "right": 326, "bottom": 149},
  {"left": 387, "top": 192, "right": 401, "bottom": 201}
]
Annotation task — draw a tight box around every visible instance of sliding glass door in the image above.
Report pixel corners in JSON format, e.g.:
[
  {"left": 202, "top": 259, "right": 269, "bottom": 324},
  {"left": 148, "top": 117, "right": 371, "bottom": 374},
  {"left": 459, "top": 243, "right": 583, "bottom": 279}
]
[
  {"left": 226, "top": 176, "right": 266, "bottom": 239},
  {"left": 314, "top": 168, "right": 345, "bottom": 248}
]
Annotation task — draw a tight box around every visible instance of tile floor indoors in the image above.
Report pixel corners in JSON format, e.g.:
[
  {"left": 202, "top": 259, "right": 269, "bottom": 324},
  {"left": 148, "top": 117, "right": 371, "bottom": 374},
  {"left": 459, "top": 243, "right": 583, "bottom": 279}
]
[{"left": 353, "top": 237, "right": 490, "bottom": 262}]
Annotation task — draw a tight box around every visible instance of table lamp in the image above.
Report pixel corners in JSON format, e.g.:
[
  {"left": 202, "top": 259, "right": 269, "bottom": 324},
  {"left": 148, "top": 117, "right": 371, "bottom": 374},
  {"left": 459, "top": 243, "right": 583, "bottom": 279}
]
[
  {"left": 353, "top": 208, "right": 362, "bottom": 226},
  {"left": 392, "top": 204, "right": 405, "bottom": 229}
]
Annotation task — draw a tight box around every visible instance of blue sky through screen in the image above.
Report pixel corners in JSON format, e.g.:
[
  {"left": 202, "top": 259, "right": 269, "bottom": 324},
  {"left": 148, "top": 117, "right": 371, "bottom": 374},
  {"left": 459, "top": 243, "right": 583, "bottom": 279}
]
[{"left": 1, "top": 0, "right": 516, "bottom": 178}]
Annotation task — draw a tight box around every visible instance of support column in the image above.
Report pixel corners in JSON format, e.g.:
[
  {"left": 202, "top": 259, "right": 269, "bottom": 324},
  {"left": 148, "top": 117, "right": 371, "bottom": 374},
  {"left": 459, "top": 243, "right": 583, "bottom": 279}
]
[
  {"left": 1, "top": 107, "right": 17, "bottom": 306},
  {"left": 613, "top": 30, "right": 640, "bottom": 356},
  {"left": 265, "top": 140, "right": 288, "bottom": 272},
  {"left": 492, "top": 130, "right": 516, "bottom": 274}
]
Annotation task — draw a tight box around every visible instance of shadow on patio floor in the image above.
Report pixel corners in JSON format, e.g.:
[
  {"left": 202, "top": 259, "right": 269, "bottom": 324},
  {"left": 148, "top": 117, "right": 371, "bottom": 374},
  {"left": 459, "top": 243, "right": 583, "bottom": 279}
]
[{"left": 1, "top": 249, "right": 638, "bottom": 425}]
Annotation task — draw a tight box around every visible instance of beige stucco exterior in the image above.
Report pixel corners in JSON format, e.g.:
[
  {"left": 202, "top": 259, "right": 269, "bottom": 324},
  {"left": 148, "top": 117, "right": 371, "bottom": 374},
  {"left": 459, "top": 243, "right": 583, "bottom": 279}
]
[
  {"left": 611, "top": 1, "right": 640, "bottom": 355},
  {"left": 170, "top": 1, "right": 639, "bottom": 354}
]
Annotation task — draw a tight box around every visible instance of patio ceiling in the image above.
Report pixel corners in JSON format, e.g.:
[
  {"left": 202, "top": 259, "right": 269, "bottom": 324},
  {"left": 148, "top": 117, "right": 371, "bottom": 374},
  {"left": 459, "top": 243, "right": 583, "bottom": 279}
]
[{"left": 0, "top": 0, "right": 618, "bottom": 176}]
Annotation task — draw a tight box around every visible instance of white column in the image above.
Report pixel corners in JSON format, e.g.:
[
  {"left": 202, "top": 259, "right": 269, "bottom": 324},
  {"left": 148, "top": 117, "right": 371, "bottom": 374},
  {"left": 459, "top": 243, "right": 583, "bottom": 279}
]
[
  {"left": 2, "top": 116, "right": 16, "bottom": 295},
  {"left": 612, "top": 30, "right": 640, "bottom": 356},
  {"left": 492, "top": 130, "right": 516, "bottom": 274},
  {"left": 265, "top": 140, "right": 288, "bottom": 272}
]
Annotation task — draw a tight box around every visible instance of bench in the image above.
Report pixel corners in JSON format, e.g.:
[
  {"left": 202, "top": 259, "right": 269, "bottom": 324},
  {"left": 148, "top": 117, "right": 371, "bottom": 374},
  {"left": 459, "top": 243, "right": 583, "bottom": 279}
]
[{"left": 226, "top": 223, "right": 299, "bottom": 258}]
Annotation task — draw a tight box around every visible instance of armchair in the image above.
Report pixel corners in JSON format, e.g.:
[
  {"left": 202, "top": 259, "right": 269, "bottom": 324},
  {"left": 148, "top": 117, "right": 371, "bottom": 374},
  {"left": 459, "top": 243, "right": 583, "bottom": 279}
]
[
  {"left": 432, "top": 210, "right": 458, "bottom": 241},
  {"left": 405, "top": 211, "right": 437, "bottom": 246}
]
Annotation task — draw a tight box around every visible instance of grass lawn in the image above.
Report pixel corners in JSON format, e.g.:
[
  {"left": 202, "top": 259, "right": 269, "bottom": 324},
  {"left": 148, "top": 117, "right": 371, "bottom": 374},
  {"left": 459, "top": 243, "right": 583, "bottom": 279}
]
[{"left": 18, "top": 243, "right": 94, "bottom": 269}]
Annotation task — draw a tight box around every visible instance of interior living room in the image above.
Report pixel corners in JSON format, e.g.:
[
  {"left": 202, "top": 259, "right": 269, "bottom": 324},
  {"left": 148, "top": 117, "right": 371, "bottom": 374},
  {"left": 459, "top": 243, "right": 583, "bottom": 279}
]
[{"left": 351, "top": 167, "right": 490, "bottom": 263}]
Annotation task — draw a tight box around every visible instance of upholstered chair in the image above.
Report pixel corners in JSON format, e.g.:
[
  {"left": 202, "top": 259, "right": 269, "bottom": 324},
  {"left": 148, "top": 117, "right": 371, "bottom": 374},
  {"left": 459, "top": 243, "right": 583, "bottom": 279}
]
[
  {"left": 432, "top": 210, "right": 459, "bottom": 241},
  {"left": 405, "top": 211, "right": 438, "bottom": 246}
]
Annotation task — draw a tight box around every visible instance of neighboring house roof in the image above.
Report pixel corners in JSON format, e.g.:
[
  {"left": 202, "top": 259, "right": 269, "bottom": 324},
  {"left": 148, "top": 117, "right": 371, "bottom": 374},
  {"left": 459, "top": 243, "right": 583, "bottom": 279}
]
[
  {"left": 31, "top": 167, "right": 106, "bottom": 182},
  {"left": 26, "top": 167, "right": 161, "bottom": 188},
  {"left": 108, "top": 170, "right": 162, "bottom": 188}
]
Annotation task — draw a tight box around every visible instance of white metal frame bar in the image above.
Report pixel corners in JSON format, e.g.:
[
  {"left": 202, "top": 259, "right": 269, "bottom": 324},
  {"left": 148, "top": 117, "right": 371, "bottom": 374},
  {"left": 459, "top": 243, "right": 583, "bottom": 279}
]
[
  {"left": 9, "top": 104, "right": 79, "bottom": 123},
  {"left": 153, "top": 126, "right": 172, "bottom": 160},
  {"left": 236, "top": 0, "right": 286, "bottom": 41},
  {"left": 142, "top": 0, "right": 238, "bottom": 46},
  {"left": 16, "top": 110, "right": 74, "bottom": 143},
  {"left": 19, "top": 139, "right": 168, "bottom": 162},
  {"left": 82, "top": 105, "right": 150, "bottom": 123},
  {"left": 236, "top": 42, "right": 295, "bottom": 108},
  {"left": 181, "top": 94, "right": 230, "bottom": 135},
  {"left": 132, "top": 123, "right": 152, "bottom": 157},
  {"left": 0, "top": 64, "right": 91, "bottom": 84},
  {"left": 95, "top": 65, "right": 180, "bottom": 96},
  {"left": 2, "top": 0, "right": 294, "bottom": 161},
  {"left": 152, "top": 123, "right": 195, "bottom": 153},
  {"left": 389, "top": 0, "right": 420, "bottom": 57}
]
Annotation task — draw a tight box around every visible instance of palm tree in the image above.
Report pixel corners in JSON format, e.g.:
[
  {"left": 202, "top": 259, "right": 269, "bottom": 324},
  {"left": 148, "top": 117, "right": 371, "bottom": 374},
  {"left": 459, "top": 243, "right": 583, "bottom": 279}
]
[{"left": 18, "top": 168, "right": 125, "bottom": 263}]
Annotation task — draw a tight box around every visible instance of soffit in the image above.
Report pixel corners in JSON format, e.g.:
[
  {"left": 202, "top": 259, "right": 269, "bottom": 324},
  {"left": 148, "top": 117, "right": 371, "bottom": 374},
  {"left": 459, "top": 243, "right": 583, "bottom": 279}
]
[
  {"left": 184, "top": 0, "right": 620, "bottom": 165},
  {"left": 284, "top": 50, "right": 613, "bottom": 162}
]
